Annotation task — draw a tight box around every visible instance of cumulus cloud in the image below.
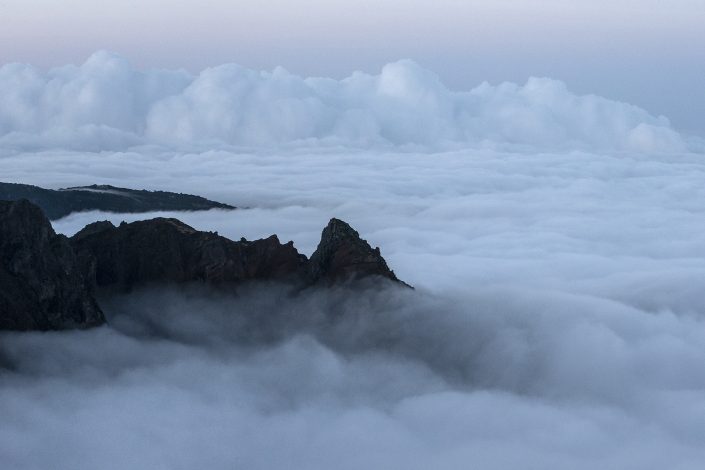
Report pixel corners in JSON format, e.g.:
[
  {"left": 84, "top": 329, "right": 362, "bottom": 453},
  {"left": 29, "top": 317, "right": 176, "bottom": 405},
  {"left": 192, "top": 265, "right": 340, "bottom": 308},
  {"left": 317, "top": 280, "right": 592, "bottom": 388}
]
[{"left": 0, "top": 52, "right": 689, "bottom": 152}]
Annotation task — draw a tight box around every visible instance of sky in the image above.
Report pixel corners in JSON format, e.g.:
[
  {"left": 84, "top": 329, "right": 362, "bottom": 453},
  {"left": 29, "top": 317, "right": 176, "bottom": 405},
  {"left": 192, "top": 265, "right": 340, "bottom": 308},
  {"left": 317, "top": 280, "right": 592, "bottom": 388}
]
[{"left": 0, "top": 0, "right": 703, "bottom": 134}]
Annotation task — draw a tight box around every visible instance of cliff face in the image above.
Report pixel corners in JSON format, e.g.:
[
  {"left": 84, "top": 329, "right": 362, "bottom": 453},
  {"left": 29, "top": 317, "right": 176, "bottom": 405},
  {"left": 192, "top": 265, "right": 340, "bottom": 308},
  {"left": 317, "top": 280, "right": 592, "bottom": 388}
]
[
  {"left": 0, "top": 200, "right": 105, "bottom": 330},
  {"left": 1, "top": 199, "right": 407, "bottom": 331}
]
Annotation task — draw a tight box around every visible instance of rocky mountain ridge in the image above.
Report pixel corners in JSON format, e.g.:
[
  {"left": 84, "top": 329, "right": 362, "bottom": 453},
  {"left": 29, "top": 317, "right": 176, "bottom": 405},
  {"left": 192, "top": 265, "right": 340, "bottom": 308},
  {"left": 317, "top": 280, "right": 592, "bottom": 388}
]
[{"left": 0, "top": 199, "right": 406, "bottom": 331}]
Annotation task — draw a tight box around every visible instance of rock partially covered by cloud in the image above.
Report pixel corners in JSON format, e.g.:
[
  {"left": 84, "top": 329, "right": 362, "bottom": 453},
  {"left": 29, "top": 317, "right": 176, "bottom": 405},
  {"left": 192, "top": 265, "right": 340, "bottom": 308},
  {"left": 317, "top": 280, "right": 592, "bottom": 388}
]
[
  {"left": 0, "top": 200, "right": 406, "bottom": 330},
  {"left": 70, "top": 218, "right": 308, "bottom": 290},
  {"left": 309, "top": 218, "right": 404, "bottom": 285},
  {"left": 71, "top": 216, "right": 406, "bottom": 292},
  {"left": 0, "top": 52, "right": 688, "bottom": 153},
  {"left": 0, "top": 199, "right": 104, "bottom": 330}
]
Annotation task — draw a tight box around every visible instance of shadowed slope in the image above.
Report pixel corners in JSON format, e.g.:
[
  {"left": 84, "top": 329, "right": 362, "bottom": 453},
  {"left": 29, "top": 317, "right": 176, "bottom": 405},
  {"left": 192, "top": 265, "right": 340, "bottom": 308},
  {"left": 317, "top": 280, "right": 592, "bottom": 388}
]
[{"left": 0, "top": 200, "right": 104, "bottom": 330}]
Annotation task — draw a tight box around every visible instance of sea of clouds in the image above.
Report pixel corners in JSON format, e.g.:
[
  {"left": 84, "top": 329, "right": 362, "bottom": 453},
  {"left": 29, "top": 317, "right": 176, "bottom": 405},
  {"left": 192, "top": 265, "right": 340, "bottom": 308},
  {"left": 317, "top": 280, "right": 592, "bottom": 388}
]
[
  {"left": 2, "top": 54, "right": 705, "bottom": 469},
  {"left": 0, "top": 51, "right": 695, "bottom": 154}
]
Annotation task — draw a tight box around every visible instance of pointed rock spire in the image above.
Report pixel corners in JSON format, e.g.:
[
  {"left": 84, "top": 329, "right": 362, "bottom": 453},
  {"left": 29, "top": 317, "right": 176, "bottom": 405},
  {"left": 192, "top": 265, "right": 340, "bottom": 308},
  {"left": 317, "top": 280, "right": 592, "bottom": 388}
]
[{"left": 309, "top": 218, "right": 405, "bottom": 285}]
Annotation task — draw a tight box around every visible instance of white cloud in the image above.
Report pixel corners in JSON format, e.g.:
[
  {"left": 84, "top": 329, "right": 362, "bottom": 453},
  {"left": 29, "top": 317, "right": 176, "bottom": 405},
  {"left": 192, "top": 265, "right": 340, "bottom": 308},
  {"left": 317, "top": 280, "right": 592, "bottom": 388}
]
[
  {"left": 2, "top": 282, "right": 705, "bottom": 469},
  {"left": 0, "top": 52, "right": 690, "bottom": 153},
  {"left": 2, "top": 146, "right": 705, "bottom": 467},
  {"left": 2, "top": 53, "right": 705, "bottom": 469}
]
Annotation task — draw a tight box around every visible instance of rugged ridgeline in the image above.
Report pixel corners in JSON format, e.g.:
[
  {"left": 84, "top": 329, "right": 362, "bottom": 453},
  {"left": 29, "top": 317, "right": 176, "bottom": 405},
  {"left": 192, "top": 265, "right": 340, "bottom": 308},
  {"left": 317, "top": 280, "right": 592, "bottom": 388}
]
[
  {"left": 70, "top": 217, "right": 403, "bottom": 291},
  {"left": 70, "top": 218, "right": 308, "bottom": 289},
  {"left": 0, "top": 200, "right": 406, "bottom": 331},
  {"left": 0, "top": 182, "right": 235, "bottom": 220}
]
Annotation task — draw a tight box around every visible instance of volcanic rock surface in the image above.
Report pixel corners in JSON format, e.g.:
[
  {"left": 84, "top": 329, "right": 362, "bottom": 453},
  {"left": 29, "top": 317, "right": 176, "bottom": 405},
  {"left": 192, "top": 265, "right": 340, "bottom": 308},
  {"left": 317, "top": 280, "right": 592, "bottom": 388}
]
[
  {"left": 0, "top": 200, "right": 104, "bottom": 330},
  {"left": 70, "top": 218, "right": 307, "bottom": 291},
  {"left": 0, "top": 182, "right": 234, "bottom": 220},
  {"left": 0, "top": 198, "right": 406, "bottom": 330},
  {"left": 308, "top": 218, "right": 403, "bottom": 285},
  {"left": 70, "top": 217, "right": 406, "bottom": 291}
]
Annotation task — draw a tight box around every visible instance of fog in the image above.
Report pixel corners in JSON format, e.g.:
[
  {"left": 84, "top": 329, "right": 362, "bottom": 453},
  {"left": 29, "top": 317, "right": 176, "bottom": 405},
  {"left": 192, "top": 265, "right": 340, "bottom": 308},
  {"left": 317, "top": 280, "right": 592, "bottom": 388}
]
[
  {"left": 3, "top": 282, "right": 705, "bottom": 469},
  {"left": 2, "top": 56, "right": 705, "bottom": 468}
]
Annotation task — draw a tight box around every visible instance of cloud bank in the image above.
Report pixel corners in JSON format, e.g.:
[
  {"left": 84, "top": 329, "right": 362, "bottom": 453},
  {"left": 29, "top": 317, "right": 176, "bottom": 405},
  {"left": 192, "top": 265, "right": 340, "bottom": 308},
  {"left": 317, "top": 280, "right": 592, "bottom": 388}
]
[
  {"left": 2, "top": 146, "right": 705, "bottom": 468},
  {"left": 2, "top": 282, "right": 705, "bottom": 470},
  {"left": 0, "top": 51, "right": 689, "bottom": 153},
  {"left": 1, "top": 50, "right": 705, "bottom": 469}
]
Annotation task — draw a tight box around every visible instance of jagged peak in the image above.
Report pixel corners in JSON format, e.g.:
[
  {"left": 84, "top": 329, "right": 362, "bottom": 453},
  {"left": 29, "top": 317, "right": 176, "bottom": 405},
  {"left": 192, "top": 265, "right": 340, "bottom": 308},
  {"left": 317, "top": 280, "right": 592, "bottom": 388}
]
[
  {"left": 309, "top": 217, "right": 405, "bottom": 286},
  {"left": 320, "top": 218, "right": 361, "bottom": 242}
]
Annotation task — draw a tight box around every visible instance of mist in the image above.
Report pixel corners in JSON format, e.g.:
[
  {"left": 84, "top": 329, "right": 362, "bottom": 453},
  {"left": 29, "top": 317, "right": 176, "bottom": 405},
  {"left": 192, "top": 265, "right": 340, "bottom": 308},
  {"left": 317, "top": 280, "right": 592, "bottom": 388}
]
[
  {"left": 2, "top": 53, "right": 705, "bottom": 468},
  {"left": 3, "top": 282, "right": 705, "bottom": 470}
]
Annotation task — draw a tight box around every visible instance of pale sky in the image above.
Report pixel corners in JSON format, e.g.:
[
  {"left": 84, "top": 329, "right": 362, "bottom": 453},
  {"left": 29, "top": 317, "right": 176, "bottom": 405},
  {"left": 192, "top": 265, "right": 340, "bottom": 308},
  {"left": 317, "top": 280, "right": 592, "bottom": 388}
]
[{"left": 1, "top": 0, "right": 703, "bottom": 133}]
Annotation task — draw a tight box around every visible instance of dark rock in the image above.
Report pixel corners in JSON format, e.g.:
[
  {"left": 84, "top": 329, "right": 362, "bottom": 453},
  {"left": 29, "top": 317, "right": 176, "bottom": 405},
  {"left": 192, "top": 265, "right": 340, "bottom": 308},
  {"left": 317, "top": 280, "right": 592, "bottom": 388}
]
[
  {"left": 0, "top": 200, "right": 406, "bottom": 331},
  {"left": 309, "top": 218, "right": 404, "bottom": 285},
  {"left": 0, "top": 200, "right": 105, "bottom": 330},
  {"left": 70, "top": 217, "right": 407, "bottom": 292},
  {"left": 70, "top": 218, "right": 308, "bottom": 291},
  {"left": 0, "top": 182, "right": 235, "bottom": 220}
]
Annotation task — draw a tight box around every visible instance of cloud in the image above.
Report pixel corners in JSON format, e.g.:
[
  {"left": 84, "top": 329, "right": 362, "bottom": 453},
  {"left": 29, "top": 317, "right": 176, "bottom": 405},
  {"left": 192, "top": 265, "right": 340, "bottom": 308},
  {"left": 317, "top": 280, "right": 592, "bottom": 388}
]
[
  {"left": 0, "top": 52, "right": 689, "bottom": 153},
  {"left": 2, "top": 51, "right": 705, "bottom": 468},
  {"left": 2, "top": 283, "right": 705, "bottom": 470},
  {"left": 2, "top": 143, "right": 705, "bottom": 468}
]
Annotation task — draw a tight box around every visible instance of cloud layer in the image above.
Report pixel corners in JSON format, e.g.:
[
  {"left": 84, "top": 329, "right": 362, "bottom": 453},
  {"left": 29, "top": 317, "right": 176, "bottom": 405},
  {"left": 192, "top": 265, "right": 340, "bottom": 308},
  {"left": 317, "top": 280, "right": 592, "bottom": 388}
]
[
  {"left": 1, "top": 51, "right": 705, "bottom": 468},
  {"left": 0, "top": 51, "right": 689, "bottom": 153},
  {"left": 2, "top": 281, "right": 705, "bottom": 470},
  {"left": 2, "top": 145, "right": 705, "bottom": 468}
]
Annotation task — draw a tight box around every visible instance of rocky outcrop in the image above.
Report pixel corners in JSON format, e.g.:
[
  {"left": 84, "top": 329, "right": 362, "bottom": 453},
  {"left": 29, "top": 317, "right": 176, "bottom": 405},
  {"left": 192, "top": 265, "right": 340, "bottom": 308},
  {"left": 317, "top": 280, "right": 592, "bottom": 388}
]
[
  {"left": 309, "top": 218, "right": 402, "bottom": 285},
  {"left": 0, "top": 200, "right": 104, "bottom": 330},
  {"left": 70, "top": 218, "right": 307, "bottom": 291},
  {"left": 0, "top": 182, "right": 234, "bottom": 220},
  {"left": 0, "top": 198, "right": 406, "bottom": 331},
  {"left": 70, "top": 217, "right": 406, "bottom": 292}
]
